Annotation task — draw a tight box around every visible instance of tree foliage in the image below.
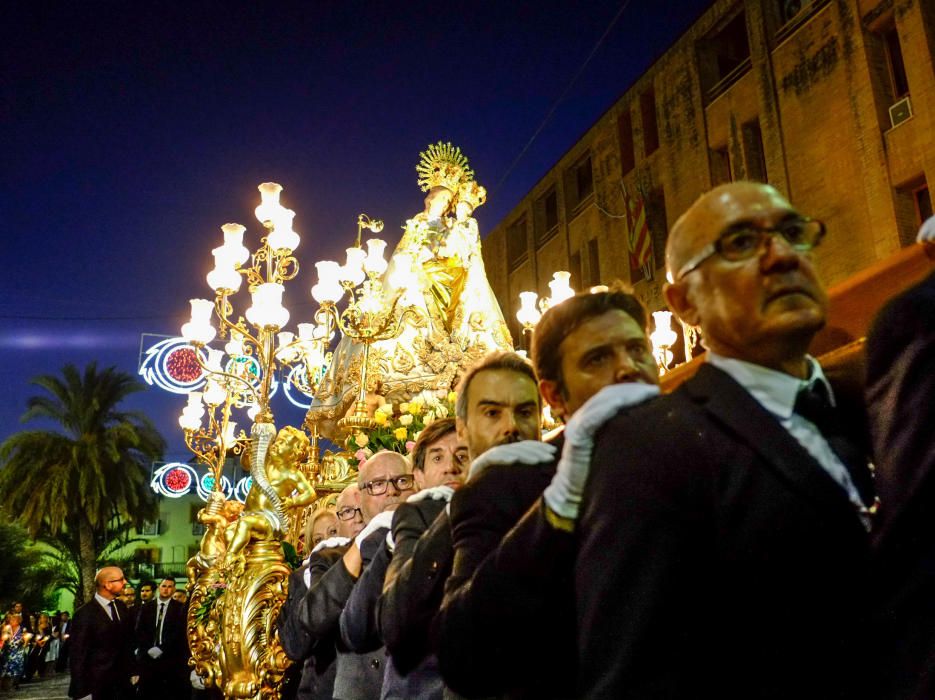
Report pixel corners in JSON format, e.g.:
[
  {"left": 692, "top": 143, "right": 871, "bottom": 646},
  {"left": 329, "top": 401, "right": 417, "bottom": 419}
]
[
  {"left": 0, "top": 363, "right": 165, "bottom": 605},
  {"left": 0, "top": 515, "right": 70, "bottom": 613}
]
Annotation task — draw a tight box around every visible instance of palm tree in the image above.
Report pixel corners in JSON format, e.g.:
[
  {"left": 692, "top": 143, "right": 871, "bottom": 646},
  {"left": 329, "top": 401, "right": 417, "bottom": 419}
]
[{"left": 0, "top": 363, "right": 165, "bottom": 604}]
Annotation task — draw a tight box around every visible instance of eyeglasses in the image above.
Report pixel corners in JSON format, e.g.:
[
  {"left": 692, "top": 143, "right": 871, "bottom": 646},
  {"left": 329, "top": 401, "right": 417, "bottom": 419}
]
[
  {"left": 675, "top": 218, "right": 825, "bottom": 281},
  {"left": 362, "top": 474, "right": 415, "bottom": 496},
  {"left": 336, "top": 506, "right": 362, "bottom": 521}
]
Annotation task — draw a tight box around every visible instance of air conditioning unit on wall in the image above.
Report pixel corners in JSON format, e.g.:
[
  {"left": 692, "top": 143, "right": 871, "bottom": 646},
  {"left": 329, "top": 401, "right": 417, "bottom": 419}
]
[{"left": 889, "top": 95, "right": 913, "bottom": 128}]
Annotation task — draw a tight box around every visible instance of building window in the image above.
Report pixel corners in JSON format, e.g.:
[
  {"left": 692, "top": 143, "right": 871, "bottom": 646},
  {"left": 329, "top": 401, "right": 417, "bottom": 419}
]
[
  {"left": 895, "top": 178, "right": 930, "bottom": 247},
  {"left": 640, "top": 88, "right": 660, "bottom": 156},
  {"left": 534, "top": 187, "right": 559, "bottom": 245},
  {"left": 698, "top": 10, "right": 751, "bottom": 101},
  {"left": 914, "top": 183, "right": 932, "bottom": 227},
  {"left": 565, "top": 153, "right": 594, "bottom": 214},
  {"left": 883, "top": 25, "right": 910, "bottom": 99},
  {"left": 618, "top": 109, "right": 635, "bottom": 175},
  {"left": 648, "top": 188, "right": 669, "bottom": 271},
  {"left": 569, "top": 251, "right": 582, "bottom": 290},
  {"left": 741, "top": 119, "right": 768, "bottom": 182},
  {"left": 506, "top": 216, "right": 528, "bottom": 270},
  {"left": 710, "top": 145, "right": 732, "bottom": 185},
  {"left": 587, "top": 238, "right": 601, "bottom": 286}
]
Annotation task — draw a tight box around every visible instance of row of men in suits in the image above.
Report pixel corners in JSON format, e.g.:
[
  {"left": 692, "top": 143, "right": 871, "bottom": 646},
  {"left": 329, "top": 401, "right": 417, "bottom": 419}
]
[
  {"left": 68, "top": 570, "right": 190, "bottom": 699},
  {"left": 275, "top": 180, "right": 933, "bottom": 699}
]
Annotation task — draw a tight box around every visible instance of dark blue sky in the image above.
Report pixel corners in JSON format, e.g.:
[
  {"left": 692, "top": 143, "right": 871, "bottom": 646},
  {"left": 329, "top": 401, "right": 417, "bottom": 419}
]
[{"left": 1, "top": 0, "right": 709, "bottom": 460}]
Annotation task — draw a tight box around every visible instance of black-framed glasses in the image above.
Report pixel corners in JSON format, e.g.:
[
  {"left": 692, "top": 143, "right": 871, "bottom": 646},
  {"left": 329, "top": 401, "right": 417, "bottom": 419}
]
[
  {"left": 362, "top": 474, "right": 415, "bottom": 496},
  {"left": 336, "top": 506, "right": 362, "bottom": 521},
  {"left": 675, "top": 218, "right": 826, "bottom": 281}
]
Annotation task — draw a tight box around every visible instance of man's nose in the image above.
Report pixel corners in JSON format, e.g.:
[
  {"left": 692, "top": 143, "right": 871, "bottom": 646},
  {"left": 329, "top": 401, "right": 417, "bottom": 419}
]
[
  {"left": 502, "top": 411, "right": 520, "bottom": 435},
  {"left": 613, "top": 349, "right": 642, "bottom": 383},
  {"left": 760, "top": 232, "right": 801, "bottom": 271}
]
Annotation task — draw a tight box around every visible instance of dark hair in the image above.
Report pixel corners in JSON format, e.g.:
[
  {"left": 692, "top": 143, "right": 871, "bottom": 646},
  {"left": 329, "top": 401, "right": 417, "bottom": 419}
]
[
  {"left": 411, "top": 417, "right": 457, "bottom": 472},
  {"left": 455, "top": 351, "right": 539, "bottom": 421},
  {"left": 531, "top": 284, "right": 648, "bottom": 393},
  {"left": 140, "top": 581, "right": 155, "bottom": 590},
  {"left": 160, "top": 577, "right": 176, "bottom": 586}
]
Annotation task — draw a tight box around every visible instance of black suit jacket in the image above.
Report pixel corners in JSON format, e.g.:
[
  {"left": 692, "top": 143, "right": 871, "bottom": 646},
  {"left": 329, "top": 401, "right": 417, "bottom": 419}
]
[
  {"left": 377, "top": 498, "right": 448, "bottom": 675},
  {"left": 437, "top": 434, "right": 573, "bottom": 699},
  {"left": 866, "top": 268, "right": 935, "bottom": 698},
  {"left": 576, "top": 363, "right": 873, "bottom": 699},
  {"left": 68, "top": 597, "right": 136, "bottom": 699},
  {"left": 134, "top": 598, "right": 187, "bottom": 665}
]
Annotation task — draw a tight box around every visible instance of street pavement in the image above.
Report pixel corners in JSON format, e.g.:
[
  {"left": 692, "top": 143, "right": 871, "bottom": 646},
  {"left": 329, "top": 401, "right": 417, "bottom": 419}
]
[{"left": 0, "top": 673, "right": 69, "bottom": 699}]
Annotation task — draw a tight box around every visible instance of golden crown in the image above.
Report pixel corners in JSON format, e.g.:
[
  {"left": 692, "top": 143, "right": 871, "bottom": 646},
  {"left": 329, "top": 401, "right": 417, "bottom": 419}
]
[
  {"left": 416, "top": 141, "right": 474, "bottom": 193},
  {"left": 458, "top": 180, "right": 487, "bottom": 211}
]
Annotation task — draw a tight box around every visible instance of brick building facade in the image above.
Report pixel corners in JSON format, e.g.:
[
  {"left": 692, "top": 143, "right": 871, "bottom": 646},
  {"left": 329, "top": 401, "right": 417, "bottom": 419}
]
[{"left": 482, "top": 0, "right": 935, "bottom": 346}]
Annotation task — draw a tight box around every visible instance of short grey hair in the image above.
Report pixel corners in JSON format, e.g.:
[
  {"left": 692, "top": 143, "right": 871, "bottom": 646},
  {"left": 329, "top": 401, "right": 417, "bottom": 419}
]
[{"left": 455, "top": 351, "right": 539, "bottom": 421}]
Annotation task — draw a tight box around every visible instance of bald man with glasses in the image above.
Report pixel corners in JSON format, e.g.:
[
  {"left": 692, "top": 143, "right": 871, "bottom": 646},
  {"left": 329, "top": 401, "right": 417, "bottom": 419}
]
[
  {"left": 68, "top": 567, "right": 138, "bottom": 700},
  {"left": 571, "top": 182, "right": 876, "bottom": 698}
]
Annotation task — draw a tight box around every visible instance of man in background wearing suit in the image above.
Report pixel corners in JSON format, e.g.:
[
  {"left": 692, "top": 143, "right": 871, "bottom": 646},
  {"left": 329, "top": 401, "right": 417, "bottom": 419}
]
[
  {"left": 68, "top": 566, "right": 137, "bottom": 700},
  {"left": 866, "top": 217, "right": 935, "bottom": 699},
  {"left": 134, "top": 577, "right": 188, "bottom": 699},
  {"left": 570, "top": 182, "right": 876, "bottom": 698}
]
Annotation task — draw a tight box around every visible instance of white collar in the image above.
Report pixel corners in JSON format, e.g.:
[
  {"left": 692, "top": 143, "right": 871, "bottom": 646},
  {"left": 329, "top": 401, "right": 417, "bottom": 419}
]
[
  {"left": 94, "top": 592, "right": 115, "bottom": 612},
  {"left": 707, "top": 352, "right": 833, "bottom": 420}
]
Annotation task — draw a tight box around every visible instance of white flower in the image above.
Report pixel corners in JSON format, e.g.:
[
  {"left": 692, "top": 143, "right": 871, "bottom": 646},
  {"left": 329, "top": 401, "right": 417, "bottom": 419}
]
[
  {"left": 435, "top": 405, "right": 449, "bottom": 418},
  {"left": 423, "top": 411, "right": 435, "bottom": 426},
  {"left": 399, "top": 414, "right": 413, "bottom": 426}
]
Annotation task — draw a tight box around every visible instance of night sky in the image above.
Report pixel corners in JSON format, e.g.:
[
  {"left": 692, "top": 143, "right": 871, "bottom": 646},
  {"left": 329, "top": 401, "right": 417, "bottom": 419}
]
[{"left": 2, "top": 0, "right": 709, "bottom": 461}]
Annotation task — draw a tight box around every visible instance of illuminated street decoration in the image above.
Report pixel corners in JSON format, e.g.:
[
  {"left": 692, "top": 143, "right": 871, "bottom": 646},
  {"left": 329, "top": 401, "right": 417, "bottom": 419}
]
[
  {"left": 196, "top": 472, "right": 234, "bottom": 502},
  {"left": 139, "top": 337, "right": 207, "bottom": 394},
  {"left": 151, "top": 462, "right": 199, "bottom": 498}
]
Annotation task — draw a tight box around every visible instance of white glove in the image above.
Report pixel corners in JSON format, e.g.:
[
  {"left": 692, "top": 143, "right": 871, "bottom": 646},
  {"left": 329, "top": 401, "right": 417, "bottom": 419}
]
[
  {"left": 919, "top": 215, "right": 935, "bottom": 243},
  {"left": 544, "top": 383, "right": 660, "bottom": 520},
  {"left": 468, "top": 440, "right": 557, "bottom": 481},
  {"left": 407, "top": 485, "right": 455, "bottom": 503},
  {"left": 147, "top": 646, "right": 163, "bottom": 659},
  {"left": 355, "top": 510, "right": 395, "bottom": 550},
  {"left": 310, "top": 535, "right": 350, "bottom": 556},
  {"left": 190, "top": 669, "right": 206, "bottom": 690},
  {"left": 386, "top": 529, "right": 396, "bottom": 554}
]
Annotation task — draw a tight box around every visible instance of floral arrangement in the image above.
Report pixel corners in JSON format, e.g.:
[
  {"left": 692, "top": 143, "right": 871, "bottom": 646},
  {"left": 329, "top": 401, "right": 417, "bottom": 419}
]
[
  {"left": 193, "top": 581, "right": 227, "bottom": 625},
  {"left": 346, "top": 389, "right": 458, "bottom": 466}
]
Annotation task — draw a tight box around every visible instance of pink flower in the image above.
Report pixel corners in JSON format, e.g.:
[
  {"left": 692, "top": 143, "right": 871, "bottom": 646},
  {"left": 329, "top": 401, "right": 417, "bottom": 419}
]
[
  {"left": 405, "top": 440, "right": 416, "bottom": 453},
  {"left": 355, "top": 449, "right": 368, "bottom": 462}
]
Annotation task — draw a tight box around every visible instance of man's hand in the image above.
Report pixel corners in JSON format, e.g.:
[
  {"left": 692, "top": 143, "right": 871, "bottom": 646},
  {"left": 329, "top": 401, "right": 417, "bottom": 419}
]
[
  {"left": 147, "top": 646, "right": 163, "bottom": 659},
  {"left": 407, "top": 485, "right": 455, "bottom": 503},
  {"left": 469, "top": 440, "right": 557, "bottom": 481},
  {"left": 544, "top": 383, "right": 660, "bottom": 521},
  {"left": 354, "top": 510, "right": 394, "bottom": 550},
  {"left": 130, "top": 675, "right": 140, "bottom": 686}
]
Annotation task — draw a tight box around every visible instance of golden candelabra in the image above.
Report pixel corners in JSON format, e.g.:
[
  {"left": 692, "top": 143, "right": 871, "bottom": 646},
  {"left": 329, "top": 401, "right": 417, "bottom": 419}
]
[
  {"left": 308, "top": 215, "right": 426, "bottom": 432},
  {"left": 180, "top": 183, "right": 323, "bottom": 700}
]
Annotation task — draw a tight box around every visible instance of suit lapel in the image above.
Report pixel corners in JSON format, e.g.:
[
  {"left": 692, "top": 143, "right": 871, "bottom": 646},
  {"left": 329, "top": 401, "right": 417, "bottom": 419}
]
[{"left": 684, "top": 364, "right": 861, "bottom": 522}]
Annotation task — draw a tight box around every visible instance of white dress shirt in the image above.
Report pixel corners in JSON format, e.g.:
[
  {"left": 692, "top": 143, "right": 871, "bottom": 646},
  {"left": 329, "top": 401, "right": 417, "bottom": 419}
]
[
  {"left": 94, "top": 592, "right": 119, "bottom": 620},
  {"left": 707, "top": 352, "right": 865, "bottom": 514}
]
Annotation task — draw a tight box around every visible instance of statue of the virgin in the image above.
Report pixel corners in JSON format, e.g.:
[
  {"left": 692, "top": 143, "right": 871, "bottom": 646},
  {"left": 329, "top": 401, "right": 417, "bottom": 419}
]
[{"left": 308, "top": 143, "right": 513, "bottom": 432}]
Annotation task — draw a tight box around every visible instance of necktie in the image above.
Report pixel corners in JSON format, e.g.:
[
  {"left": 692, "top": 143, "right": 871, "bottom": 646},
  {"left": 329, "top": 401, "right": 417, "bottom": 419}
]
[
  {"left": 156, "top": 602, "right": 166, "bottom": 645},
  {"left": 793, "top": 383, "right": 873, "bottom": 505},
  {"left": 108, "top": 600, "right": 119, "bottom": 622}
]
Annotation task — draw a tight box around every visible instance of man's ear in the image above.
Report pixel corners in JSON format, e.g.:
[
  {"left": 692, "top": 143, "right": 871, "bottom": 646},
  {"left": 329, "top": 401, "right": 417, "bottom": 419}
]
[
  {"left": 539, "top": 379, "right": 567, "bottom": 421},
  {"left": 455, "top": 417, "right": 467, "bottom": 444},
  {"left": 413, "top": 468, "right": 426, "bottom": 491},
  {"left": 663, "top": 280, "right": 700, "bottom": 327}
]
